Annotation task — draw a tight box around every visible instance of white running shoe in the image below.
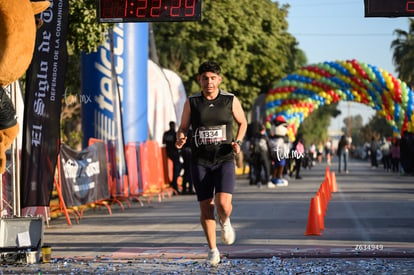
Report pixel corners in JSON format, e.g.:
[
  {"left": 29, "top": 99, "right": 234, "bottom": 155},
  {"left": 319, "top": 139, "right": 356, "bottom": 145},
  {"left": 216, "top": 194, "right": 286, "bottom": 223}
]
[
  {"left": 207, "top": 248, "right": 220, "bottom": 266},
  {"left": 276, "top": 179, "right": 288, "bottom": 187},
  {"left": 220, "top": 218, "right": 236, "bottom": 245},
  {"left": 267, "top": 181, "right": 276, "bottom": 188}
]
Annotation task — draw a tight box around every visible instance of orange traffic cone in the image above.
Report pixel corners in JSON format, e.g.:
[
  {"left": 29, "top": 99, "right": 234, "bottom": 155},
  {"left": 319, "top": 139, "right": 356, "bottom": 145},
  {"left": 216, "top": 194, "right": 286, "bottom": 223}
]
[
  {"left": 317, "top": 189, "right": 327, "bottom": 216},
  {"left": 323, "top": 179, "right": 331, "bottom": 201},
  {"left": 305, "top": 197, "right": 322, "bottom": 236},
  {"left": 331, "top": 171, "right": 338, "bottom": 192},
  {"left": 315, "top": 193, "right": 325, "bottom": 231},
  {"left": 325, "top": 166, "right": 331, "bottom": 189}
]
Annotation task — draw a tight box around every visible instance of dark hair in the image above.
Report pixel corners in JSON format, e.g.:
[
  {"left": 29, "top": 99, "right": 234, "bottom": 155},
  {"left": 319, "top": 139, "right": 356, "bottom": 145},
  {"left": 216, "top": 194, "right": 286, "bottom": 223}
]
[{"left": 198, "top": 61, "right": 221, "bottom": 75}]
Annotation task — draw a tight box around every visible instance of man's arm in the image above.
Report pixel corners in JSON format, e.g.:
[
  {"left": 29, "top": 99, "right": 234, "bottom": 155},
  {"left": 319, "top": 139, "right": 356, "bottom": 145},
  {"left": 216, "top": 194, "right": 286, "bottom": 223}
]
[
  {"left": 176, "top": 99, "right": 191, "bottom": 149},
  {"left": 231, "top": 96, "right": 247, "bottom": 153}
]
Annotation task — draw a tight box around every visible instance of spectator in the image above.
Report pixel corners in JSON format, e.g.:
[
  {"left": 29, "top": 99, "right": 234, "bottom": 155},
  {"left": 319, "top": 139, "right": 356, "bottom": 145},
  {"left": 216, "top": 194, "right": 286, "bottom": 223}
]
[
  {"left": 337, "top": 135, "right": 350, "bottom": 173},
  {"left": 269, "top": 116, "right": 289, "bottom": 187},
  {"left": 245, "top": 122, "right": 261, "bottom": 185},
  {"left": 250, "top": 124, "right": 272, "bottom": 188},
  {"left": 181, "top": 128, "right": 194, "bottom": 194},
  {"left": 317, "top": 141, "right": 324, "bottom": 163},
  {"left": 162, "top": 121, "right": 181, "bottom": 193},
  {"left": 391, "top": 138, "right": 401, "bottom": 173},
  {"left": 380, "top": 137, "right": 392, "bottom": 172},
  {"left": 325, "top": 140, "right": 332, "bottom": 166},
  {"left": 370, "top": 136, "right": 379, "bottom": 168},
  {"left": 289, "top": 134, "right": 305, "bottom": 179}
]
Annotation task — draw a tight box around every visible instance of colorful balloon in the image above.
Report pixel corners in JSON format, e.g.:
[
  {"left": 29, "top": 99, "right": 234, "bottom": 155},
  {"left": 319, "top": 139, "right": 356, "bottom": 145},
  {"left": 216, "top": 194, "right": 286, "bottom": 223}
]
[{"left": 265, "top": 59, "right": 414, "bottom": 140}]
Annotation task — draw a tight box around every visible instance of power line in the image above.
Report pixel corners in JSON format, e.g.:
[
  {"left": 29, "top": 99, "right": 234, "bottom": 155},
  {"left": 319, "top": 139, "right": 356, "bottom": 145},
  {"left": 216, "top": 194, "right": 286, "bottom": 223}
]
[
  {"left": 292, "top": 33, "right": 396, "bottom": 37},
  {"left": 282, "top": 1, "right": 360, "bottom": 7}
]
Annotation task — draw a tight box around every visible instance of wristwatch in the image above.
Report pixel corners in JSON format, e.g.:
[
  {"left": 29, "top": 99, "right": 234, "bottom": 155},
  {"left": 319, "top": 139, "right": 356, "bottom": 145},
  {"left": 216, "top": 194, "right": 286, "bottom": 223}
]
[{"left": 235, "top": 140, "right": 242, "bottom": 146}]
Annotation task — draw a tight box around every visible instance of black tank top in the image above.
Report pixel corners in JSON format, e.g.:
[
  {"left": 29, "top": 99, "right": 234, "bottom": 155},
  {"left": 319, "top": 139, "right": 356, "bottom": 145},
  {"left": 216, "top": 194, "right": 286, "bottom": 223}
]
[{"left": 189, "top": 90, "right": 234, "bottom": 165}]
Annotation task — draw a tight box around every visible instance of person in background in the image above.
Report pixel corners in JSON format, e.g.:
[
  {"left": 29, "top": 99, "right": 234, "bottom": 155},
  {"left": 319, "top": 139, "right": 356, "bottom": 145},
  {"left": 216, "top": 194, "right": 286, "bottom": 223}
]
[
  {"left": 245, "top": 122, "right": 261, "bottom": 185},
  {"left": 250, "top": 123, "right": 272, "bottom": 188},
  {"left": 175, "top": 61, "right": 247, "bottom": 266},
  {"left": 325, "top": 140, "right": 332, "bottom": 166},
  {"left": 290, "top": 134, "right": 305, "bottom": 179},
  {"left": 391, "top": 138, "right": 401, "bottom": 173},
  {"left": 181, "top": 128, "right": 194, "bottom": 194},
  {"left": 370, "top": 136, "right": 379, "bottom": 168},
  {"left": 337, "top": 135, "right": 350, "bottom": 173},
  {"left": 269, "top": 116, "right": 289, "bottom": 187},
  {"left": 317, "top": 141, "right": 324, "bottom": 163},
  {"left": 162, "top": 121, "right": 181, "bottom": 194},
  {"left": 380, "top": 137, "right": 392, "bottom": 172},
  {"left": 309, "top": 143, "right": 317, "bottom": 168}
]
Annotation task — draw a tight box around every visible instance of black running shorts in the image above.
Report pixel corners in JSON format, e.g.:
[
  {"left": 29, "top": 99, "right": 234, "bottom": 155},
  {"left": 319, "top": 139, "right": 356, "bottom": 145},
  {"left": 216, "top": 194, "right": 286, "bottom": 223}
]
[{"left": 191, "top": 161, "right": 235, "bottom": 201}]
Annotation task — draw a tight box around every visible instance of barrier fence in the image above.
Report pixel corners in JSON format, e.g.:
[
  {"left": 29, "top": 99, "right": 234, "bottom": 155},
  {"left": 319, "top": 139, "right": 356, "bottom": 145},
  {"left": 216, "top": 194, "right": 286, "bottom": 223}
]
[{"left": 51, "top": 139, "right": 176, "bottom": 225}]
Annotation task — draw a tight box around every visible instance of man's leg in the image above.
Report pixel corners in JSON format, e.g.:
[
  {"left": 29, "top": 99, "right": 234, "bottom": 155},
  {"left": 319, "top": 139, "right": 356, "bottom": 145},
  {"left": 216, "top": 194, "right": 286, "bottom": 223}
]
[
  {"left": 199, "top": 198, "right": 217, "bottom": 249},
  {"left": 199, "top": 198, "right": 220, "bottom": 266},
  {"left": 215, "top": 192, "right": 235, "bottom": 245},
  {"left": 215, "top": 192, "right": 233, "bottom": 225}
]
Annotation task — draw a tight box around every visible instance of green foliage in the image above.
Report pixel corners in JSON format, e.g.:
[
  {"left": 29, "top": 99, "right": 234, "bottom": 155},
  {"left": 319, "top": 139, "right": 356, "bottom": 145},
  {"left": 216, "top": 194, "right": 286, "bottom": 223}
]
[
  {"left": 297, "top": 104, "right": 339, "bottom": 147},
  {"left": 152, "top": 0, "right": 299, "bottom": 110},
  {"left": 67, "top": 0, "right": 111, "bottom": 54},
  {"left": 360, "top": 114, "right": 393, "bottom": 143},
  {"left": 61, "top": 1, "right": 111, "bottom": 149},
  {"left": 391, "top": 18, "right": 414, "bottom": 86}
]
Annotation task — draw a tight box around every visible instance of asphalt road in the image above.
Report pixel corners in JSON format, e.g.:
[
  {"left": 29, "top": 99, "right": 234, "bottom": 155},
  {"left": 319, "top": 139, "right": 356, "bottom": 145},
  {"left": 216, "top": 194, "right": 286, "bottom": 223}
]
[{"left": 41, "top": 157, "right": 414, "bottom": 259}]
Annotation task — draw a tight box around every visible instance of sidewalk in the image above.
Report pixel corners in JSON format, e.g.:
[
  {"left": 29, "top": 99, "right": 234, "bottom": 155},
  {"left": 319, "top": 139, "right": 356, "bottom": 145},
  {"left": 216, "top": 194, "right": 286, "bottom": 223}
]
[{"left": 2, "top": 158, "right": 414, "bottom": 273}]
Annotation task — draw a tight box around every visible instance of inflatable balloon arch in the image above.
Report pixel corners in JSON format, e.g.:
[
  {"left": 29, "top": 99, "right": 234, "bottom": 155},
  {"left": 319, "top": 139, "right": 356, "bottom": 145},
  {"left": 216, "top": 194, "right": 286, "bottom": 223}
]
[{"left": 265, "top": 59, "right": 414, "bottom": 141}]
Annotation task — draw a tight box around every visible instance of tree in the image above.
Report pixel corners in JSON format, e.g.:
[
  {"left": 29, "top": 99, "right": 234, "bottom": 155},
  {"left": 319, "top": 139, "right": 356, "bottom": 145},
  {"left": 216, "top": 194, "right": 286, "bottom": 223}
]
[
  {"left": 61, "top": 0, "right": 111, "bottom": 148},
  {"left": 342, "top": 114, "right": 364, "bottom": 146},
  {"left": 360, "top": 114, "right": 393, "bottom": 144},
  {"left": 391, "top": 18, "right": 414, "bottom": 86},
  {"left": 297, "top": 103, "right": 340, "bottom": 147},
  {"left": 152, "top": 0, "right": 300, "bottom": 110}
]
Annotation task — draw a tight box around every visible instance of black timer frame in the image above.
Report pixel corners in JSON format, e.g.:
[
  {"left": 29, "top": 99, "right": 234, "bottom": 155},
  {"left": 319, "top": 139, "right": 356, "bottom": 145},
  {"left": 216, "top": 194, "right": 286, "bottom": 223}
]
[
  {"left": 364, "top": 0, "right": 414, "bottom": 17},
  {"left": 97, "top": 0, "right": 202, "bottom": 22}
]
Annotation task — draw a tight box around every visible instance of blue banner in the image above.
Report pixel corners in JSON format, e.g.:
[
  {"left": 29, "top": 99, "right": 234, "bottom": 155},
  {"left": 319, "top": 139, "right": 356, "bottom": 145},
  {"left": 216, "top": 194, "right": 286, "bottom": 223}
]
[{"left": 81, "top": 23, "right": 148, "bottom": 147}]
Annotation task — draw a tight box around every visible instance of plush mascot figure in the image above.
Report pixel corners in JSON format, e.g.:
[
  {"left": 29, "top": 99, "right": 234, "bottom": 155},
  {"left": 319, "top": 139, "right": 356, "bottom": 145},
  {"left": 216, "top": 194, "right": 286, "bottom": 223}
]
[
  {"left": 0, "top": 0, "right": 50, "bottom": 173},
  {"left": 269, "top": 116, "right": 289, "bottom": 186}
]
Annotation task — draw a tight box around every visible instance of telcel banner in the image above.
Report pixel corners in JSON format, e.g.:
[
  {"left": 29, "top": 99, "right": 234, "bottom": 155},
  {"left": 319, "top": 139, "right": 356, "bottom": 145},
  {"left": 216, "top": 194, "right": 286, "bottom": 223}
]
[{"left": 81, "top": 23, "right": 148, "bottom": 146}]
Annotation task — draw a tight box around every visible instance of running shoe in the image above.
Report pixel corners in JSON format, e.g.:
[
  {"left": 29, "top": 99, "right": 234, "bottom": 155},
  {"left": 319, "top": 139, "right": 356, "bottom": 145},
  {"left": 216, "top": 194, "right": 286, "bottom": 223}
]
[
  {"left": 267, "top": 181, "right": 276, "bottom": 188},
  {"left": 207, "top": 248, "right": 220, "bottom": 266},
  {"left": 220, "top": 218, "right": 236, "bottom": 245},
  {"left": 276, "top": 178, "right": 288, "bottom": 186}
]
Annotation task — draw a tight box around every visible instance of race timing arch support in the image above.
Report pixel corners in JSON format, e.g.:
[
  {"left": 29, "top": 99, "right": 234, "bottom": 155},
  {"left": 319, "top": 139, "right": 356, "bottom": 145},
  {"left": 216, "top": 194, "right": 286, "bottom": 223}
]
[{"left": 265, "top": 59, "right": 414, "bottom": 142}]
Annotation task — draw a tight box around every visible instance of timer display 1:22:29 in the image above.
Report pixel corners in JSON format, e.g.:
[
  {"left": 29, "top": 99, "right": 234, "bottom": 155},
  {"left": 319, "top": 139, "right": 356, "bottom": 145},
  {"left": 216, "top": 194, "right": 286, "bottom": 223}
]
[{"left": 98, "top": 0, "right": 202, "bottom": 22}]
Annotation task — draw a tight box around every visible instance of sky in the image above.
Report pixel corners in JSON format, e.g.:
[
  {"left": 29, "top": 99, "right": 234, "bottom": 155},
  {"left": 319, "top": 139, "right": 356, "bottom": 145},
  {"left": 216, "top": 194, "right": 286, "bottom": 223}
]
[{"left": 277, "top": 0, "right": 411, "bottom": 131}]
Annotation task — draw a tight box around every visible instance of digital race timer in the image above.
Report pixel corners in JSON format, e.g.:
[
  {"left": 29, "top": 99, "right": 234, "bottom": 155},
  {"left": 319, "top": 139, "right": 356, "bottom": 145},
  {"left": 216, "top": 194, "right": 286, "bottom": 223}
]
[
  {"left": 364, "top": 0, "right": 414, "bottom": 17},
  {"left": 97, "top": 0, "right": 202, "bottom": 22}
]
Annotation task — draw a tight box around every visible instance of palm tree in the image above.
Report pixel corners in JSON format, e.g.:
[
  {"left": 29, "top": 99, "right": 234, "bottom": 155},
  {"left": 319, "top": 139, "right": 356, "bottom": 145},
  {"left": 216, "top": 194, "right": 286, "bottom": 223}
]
[{"left": 391, "top": 18, "right": 414, "bottom": 86}]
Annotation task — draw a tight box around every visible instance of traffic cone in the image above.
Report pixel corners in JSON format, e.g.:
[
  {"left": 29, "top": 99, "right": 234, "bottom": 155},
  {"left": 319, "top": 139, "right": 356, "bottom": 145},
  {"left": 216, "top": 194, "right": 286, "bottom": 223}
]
[
  {"left": 324, "top": 179, "right": 331, "bottom": 200},
  {"left": 325, "top": 166, "right": 331, "bottom": 189},
  {"left": 305, "top": 197, "right": 322, "bottom": 236},
  {"left": 315, "top": 193, "right": 325, "bottom": 231},
  {"left": 331, "top": 171, "right": 338, "bottom": 192},
  {"left": 317, "top": 189, "right": 327, "bottom": 216}
]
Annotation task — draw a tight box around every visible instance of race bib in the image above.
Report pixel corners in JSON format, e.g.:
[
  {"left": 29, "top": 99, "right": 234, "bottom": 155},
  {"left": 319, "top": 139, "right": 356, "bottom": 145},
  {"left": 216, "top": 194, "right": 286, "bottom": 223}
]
[{"left": 195, "top": 125, "right": 227, "bottom": 146}]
